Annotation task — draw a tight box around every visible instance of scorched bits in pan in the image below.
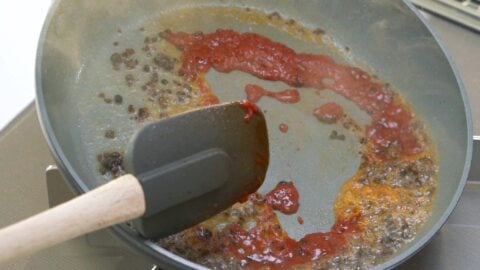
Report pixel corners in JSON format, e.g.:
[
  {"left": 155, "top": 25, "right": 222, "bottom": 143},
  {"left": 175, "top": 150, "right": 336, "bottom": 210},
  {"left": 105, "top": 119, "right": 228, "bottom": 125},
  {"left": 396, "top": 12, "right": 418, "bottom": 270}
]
[{"left": 103, "top": 7, "right": 437, "bottom": 270}]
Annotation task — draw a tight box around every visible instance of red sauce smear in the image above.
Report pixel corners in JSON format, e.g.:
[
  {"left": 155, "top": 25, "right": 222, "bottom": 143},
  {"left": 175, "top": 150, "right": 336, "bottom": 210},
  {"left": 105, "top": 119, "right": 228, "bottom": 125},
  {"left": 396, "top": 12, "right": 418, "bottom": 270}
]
[
  {"left": 239, "top": 100, "right": 260, "bottom": 123},
  {"left": 224, "top": 209, "right": 360, "bottom": 269},
  {"left": 245, "top": 84, "right": 300, "bottom": 104},
  {"left": 297, "top": 216, "right": 304, "bottom": 225},
  {"left": 163, "top": 29, "right": 423, "bottom": 159},
  {"left": 279, "top": 123, "right": 289, "bottom": 133},
  {"left": 265, "top": 181, "right": 300, "bottom": 215},
  {"left": 313, "top": 102, "right": 344, "bottom": 124}
]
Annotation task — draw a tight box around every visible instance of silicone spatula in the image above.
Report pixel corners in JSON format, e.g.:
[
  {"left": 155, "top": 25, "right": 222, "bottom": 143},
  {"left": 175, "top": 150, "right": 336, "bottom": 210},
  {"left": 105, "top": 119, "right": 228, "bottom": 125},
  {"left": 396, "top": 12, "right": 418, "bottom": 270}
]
[{"left": 0, "top": 100, "right": 269, "bottom": 265}]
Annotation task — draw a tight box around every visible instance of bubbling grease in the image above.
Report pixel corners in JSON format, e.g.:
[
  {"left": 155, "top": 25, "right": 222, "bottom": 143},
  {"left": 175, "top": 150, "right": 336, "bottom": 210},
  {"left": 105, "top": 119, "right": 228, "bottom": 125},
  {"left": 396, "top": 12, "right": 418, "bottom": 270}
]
[{"left": 107, "top": 6, "right": 437, "bottom": 270}]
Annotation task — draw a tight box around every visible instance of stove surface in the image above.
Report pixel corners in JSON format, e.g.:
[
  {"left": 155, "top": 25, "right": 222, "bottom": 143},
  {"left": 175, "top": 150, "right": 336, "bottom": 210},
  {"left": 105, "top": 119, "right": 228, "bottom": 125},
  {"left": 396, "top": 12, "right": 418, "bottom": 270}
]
[
  {"left": 0, "top": 8, "right": 478, "bottom": 270},
  {"left": 412, "top": 0, "right": 480, "bottom": 32}
]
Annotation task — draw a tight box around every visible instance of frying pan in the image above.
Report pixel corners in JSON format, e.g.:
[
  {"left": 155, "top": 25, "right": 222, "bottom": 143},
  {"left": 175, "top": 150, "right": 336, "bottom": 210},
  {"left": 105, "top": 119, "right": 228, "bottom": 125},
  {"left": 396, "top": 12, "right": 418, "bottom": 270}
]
[{"left": 36, "top": 0, "right": 472, "bottom": 269}]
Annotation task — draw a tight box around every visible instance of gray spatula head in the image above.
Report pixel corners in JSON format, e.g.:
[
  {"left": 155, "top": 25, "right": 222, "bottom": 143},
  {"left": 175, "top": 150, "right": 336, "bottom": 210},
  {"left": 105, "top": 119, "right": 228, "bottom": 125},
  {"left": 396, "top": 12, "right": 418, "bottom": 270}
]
[{"left": 124, "top": 101, "right": 269, "bottom": 238}]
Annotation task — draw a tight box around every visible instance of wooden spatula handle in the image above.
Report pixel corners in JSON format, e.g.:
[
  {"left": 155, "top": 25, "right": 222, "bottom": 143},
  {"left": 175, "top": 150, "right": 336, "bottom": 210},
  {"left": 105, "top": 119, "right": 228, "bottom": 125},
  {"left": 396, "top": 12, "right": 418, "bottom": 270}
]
[{"left": 0, "top": 174, "right": 146, "bottom": 265}]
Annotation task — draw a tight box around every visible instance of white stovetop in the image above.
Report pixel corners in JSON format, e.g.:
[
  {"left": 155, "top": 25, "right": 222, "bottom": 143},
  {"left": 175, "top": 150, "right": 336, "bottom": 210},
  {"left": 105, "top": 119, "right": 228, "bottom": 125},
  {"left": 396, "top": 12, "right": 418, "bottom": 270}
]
[{"left": 0, "top": 0, "right": 51, "bottom": 130}]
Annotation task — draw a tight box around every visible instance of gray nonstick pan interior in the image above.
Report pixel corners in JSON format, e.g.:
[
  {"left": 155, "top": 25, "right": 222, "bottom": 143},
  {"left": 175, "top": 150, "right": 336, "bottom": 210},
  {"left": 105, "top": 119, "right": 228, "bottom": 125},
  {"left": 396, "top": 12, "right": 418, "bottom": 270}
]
[{"left": 36, "top": 0, "right": 472, "bottom": 269}]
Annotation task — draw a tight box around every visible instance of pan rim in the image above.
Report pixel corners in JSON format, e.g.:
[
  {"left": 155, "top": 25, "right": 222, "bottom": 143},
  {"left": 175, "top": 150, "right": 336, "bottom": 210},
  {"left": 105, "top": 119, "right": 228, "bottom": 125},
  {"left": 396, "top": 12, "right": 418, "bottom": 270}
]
[
  {"left": 34, "top": 0, "right": 473, "bottom": 269},
  {"left": 373, "top": 1, "right": 473, "bottom": 269}
]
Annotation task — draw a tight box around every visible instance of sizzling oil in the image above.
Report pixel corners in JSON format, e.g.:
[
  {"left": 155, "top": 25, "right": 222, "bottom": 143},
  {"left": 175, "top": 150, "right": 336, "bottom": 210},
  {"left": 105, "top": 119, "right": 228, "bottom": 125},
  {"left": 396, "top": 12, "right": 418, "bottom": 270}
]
[{"left": 105, "top": 6, "right": 437, "bottom": 270}]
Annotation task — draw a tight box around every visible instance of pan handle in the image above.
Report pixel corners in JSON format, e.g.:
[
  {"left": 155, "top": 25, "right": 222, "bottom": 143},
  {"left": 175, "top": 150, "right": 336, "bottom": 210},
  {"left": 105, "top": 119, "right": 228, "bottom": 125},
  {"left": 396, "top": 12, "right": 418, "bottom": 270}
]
[{"left": 0, "top": 174, "right": 146, "bottom": 265}]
